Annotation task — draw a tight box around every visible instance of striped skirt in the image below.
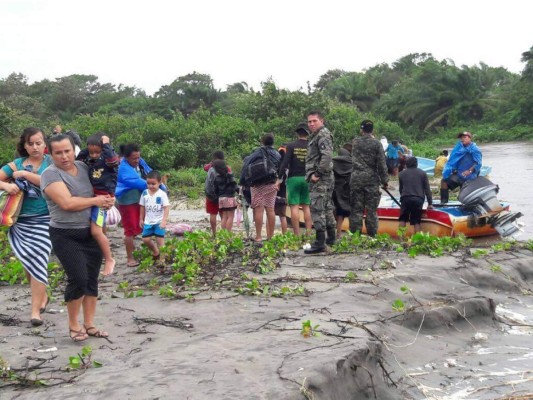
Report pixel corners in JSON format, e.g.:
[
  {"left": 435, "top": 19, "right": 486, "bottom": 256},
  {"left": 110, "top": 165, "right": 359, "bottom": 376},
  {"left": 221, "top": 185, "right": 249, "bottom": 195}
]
[{"left": 8, "top": 214, "right": 51, "bottom": 285}]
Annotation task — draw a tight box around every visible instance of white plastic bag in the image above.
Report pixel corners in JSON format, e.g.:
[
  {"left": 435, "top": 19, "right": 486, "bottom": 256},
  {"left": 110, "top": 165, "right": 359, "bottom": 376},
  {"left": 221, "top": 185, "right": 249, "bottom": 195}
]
[{"left": 105, "top": 205, "right": 121, "bottom": 227}]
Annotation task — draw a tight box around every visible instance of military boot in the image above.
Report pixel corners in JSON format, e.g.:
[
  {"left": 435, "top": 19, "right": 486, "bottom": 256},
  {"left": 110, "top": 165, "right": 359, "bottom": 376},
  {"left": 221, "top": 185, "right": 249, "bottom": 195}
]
[
  {"left": 440, "top": 189, "right": 449, "bottom": 205},
  {"left": 326, "top": 227, "right": 336, "bottom": 246},
  {"left": 304, "top": 231, "right": 326, "bottom": 254}
]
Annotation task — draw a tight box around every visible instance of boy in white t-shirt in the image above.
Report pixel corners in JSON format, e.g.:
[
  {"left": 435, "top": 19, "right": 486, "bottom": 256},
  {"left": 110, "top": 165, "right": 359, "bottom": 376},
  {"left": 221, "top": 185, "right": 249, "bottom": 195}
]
[{"left": 139, "top": 170, "right": 170, "bottom": 260}]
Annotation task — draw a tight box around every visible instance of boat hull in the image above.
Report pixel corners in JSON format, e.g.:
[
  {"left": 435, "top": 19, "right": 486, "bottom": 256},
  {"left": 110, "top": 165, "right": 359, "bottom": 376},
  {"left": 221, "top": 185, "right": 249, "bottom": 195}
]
[{"left": 287, "top": 197, "right": 505, "bottom": 238}]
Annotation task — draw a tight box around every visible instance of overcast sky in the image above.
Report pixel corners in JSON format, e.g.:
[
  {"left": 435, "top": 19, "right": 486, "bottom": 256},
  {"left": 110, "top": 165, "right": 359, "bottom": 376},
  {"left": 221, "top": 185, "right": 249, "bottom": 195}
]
[{"left": 1, "top": 0, "right": 531, "bottom": 94}]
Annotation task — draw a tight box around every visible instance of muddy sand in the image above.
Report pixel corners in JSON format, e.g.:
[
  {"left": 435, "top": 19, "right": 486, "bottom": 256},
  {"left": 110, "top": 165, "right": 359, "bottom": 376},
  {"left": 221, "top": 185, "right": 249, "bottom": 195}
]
[{"left": 1, "top": 206, "right": 533, "bottom": 400}]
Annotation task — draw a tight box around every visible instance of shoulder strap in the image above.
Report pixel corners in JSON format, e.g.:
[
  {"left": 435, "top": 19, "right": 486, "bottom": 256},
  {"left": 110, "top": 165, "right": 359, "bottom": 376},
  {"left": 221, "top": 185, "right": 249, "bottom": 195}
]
[{"left": 8, "top": 161, "right": 18, "bottom": 172}]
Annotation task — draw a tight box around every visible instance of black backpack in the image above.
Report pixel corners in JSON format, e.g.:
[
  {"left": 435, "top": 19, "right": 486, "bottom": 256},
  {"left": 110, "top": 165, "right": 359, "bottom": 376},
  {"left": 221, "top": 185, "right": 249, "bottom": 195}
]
[{"left": 244, "top": 147, "right": 277, "bottom": 186}]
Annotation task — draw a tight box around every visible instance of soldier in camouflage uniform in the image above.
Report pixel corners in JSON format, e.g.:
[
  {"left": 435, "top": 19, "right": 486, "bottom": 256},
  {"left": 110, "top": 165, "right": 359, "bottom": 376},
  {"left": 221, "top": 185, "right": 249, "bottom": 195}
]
[
  {"left": 349, "top": 120, "right": 388, "bottom": 236},
  {"left": 304, "top": 111, "right": 336, "bottom": 254}
]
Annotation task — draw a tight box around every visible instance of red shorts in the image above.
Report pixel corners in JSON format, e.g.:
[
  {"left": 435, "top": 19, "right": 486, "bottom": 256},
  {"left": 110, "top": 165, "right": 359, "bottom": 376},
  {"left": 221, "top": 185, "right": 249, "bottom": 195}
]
[
  {"left": 118, "top": 203, "right": 142, "bottom": 237},
  {"left": 206, "top": 198, "right": 220, "bottom": 215}
]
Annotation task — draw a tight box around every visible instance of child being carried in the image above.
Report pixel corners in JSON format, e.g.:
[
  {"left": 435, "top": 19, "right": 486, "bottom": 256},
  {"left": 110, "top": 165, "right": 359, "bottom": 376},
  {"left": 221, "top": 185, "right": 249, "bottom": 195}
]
[{"left": 77, "top": 133, "right": 119, "bottom": 275}]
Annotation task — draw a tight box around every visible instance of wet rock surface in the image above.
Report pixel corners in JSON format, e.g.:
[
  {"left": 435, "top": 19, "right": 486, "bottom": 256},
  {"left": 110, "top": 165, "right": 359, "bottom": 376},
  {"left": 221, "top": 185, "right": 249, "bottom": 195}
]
[{"left": 1, "top": 209, "right": 533, "bottom": 399}]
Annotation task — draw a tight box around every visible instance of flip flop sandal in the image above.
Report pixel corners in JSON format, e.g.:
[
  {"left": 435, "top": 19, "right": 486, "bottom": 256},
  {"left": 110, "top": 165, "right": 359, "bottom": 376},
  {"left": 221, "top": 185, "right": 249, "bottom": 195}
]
[
  {"left": 84, "top": 325, "right": 109, "bottom": 338},
  {"left": 127, "top": 261, "right": 140, "bottom": 268},
  {"left": 31, "top": 318, "right": 43, "bottom": 327},
  {"left": 69, "top": 328, "right": 88, "bottom": 342}
]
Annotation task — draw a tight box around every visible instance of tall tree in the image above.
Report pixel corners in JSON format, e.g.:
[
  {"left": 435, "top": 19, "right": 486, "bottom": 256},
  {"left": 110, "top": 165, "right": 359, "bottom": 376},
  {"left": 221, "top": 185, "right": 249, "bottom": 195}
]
[
  {"left": 377, "top": 59, "right": 514, "bottom": 131},
  {"left": 314, "top": 69, "right": 347, "bottom": 91},
  {"left": 511, "top": 45, "right": 533, "bottom": 124},
  {"left": 155, "top": 72, "right": 219, "bottom": 117},
  {"left": 324, "top": 72, "right": 378, "bottom": 112},
  {"left": 0, "top": 73, "right": 29, "bottom": 98}
]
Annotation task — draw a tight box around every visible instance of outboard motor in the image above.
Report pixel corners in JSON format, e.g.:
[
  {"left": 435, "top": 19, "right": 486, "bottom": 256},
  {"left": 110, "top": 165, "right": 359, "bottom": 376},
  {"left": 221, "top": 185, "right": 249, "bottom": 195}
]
[
  {"left": 458, "top": 177, "right": 501, "bottom": 214},
  {"left": 458, "top": 177, "right": 523, "bottom": 238}
]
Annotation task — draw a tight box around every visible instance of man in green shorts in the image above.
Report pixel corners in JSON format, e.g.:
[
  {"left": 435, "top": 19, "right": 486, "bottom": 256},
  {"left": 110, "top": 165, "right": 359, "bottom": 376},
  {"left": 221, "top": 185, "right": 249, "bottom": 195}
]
[{"left": 278, "top": 122, "right": 312, "bottom": 236}]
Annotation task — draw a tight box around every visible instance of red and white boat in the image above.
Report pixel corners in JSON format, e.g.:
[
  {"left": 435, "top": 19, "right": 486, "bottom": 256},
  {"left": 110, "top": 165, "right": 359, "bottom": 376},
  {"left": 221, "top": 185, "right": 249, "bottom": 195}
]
[{"left": 288, "top": 177, "right": 523, "bottom": 238}]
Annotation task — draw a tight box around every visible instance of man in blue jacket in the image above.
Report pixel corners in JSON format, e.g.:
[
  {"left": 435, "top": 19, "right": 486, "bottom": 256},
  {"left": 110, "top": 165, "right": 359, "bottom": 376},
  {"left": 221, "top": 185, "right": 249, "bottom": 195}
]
[{"left": 440, "top": 131, "right": 482, "bottom": 204}]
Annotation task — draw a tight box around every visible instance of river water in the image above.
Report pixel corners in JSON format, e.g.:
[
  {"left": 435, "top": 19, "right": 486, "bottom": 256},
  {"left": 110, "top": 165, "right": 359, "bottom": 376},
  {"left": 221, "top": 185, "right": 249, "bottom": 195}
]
[{"left": 480, "top": 142, "right": 533, "bottom": 241}]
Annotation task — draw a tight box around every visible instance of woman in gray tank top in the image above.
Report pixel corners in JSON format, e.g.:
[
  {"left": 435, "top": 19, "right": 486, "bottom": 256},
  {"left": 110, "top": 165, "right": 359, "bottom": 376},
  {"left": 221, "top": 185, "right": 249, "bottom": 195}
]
[{"left": 41, "top": 134, "right": 115, "bottom": 342}]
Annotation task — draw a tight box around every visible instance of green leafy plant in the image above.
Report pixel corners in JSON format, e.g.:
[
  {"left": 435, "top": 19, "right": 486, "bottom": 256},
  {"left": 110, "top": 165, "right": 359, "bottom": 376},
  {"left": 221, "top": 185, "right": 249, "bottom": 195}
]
[
  {"left": 405, "top": 232, "right": 470, "bottom": 258},
  {"left": 67, "top": 346, "right": 102, "bottom": 370},
  {"left": 235, "top": 278, "right": 305, "bottom": 298},
  {"left": 490, "top": 241, "right": 514, "bottom": 252},
  {"left": 116, "top": 281, "right": 144, "bottom": 298},
  {"left": 47, "top": 262, "right": 64, "bottom": 290},
  {"left": 392, "top": 299, "right": 405, "bottom": 312},
  {"left": 344, "top": 271, "right": 358, "bottom": 282},
  {"left": 301, "top": 320, "right": 320, "bottom": 338},
  {"left": 159, "top": 284, "right": 176, "bottom": 298},
  {"left": 332, "top": 231, "right": 396, "bottom": 253},
  {"left": 490, "top": 264, "right": 502, "bottom": 273},
  {"left": 472, "top": 249, "right": 489, "bottom": 259},
  {"left": 0, "top": 356, "right": 47, "bottom": 387},
  {"left": 147, "top": 278, "right": 160, "bottom": 289}
]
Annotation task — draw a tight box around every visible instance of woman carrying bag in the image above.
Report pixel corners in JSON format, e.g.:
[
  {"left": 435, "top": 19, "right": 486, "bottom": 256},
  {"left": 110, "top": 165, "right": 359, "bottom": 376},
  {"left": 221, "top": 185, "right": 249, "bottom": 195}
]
[{"left": 0, "top": 127, "right": 52, "bottom": 326}]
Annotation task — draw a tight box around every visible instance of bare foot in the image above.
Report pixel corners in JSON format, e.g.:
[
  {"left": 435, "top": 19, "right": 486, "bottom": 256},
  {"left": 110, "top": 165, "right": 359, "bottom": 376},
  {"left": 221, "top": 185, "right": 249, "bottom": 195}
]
[{"left": 102, "top": 258, "right": 116, "bottom": 275}]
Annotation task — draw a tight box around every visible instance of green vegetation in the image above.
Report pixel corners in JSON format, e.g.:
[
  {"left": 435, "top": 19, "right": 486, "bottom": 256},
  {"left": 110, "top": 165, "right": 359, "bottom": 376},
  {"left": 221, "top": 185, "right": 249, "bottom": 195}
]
[
  {"left": 0, "top": 356, "right": 47, "bottom": 387},
  {"left": 472, "top": 249, "right": 489, "bottom": 259},
  {"left": 2, "top": 49, "right": 532, "bottom": 181},
  {"left": 301, "top": 320, "right": 320, "bottom": 338},
  {"left": 121, "top": 229, "right": 483, "bottom": 301},
  {"left": 392, "top": 299, "right": 405, "bottom": 313},
  {"left": 0, "top": 228, "right": 26, "bottom": 285},
  {"left": 67, "top": 346, "right": 102, "bottom": 370},
  {"left": 490, "top": 265, "right": 503, "bottom": 273},
  {"left": 344, "top": 271, "right": 358, "bottom": 282},
  {"left": 0, "top": 227, "right": 62, "bottom": 291},
  {"left": 235, "top": 278, "right": 305, "bottom": 297},
  {"left": 406, "top": 232, "right": 471, "bottom": 258},
  {"left": 1, "top": 223, "right": 531, "bottom": 304},
  {"left": 116, "top": 281, "right": 144, "bottom": 298}
]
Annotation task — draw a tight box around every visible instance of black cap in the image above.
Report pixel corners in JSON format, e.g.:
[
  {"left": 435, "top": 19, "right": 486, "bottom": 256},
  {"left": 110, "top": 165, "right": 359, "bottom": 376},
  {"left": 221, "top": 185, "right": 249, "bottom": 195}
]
[
  {"left": 360, "top": 119, "right": 373, "bottom": 133},
  {"left": 295, "top": 122, "right": 309, "bottom": 135}
]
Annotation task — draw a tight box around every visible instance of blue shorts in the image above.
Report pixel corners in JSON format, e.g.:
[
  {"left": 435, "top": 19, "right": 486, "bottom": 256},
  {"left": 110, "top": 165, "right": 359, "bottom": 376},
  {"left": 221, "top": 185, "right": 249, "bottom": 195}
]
[
  {"left": 142, "top": 223, "right": 166, "bottom": 238},
  {"left": 91, "top": 206, "right": 107, "bottom": 228}
]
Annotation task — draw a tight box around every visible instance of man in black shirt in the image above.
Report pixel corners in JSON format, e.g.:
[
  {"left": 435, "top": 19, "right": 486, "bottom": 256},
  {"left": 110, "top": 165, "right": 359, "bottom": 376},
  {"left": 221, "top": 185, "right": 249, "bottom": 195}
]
[
  {"left": 398, "top": 157, "right": 433, "bottom": 233},
  {"left": 278, "top": 123, "right": 312, "bottom": 236}
]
